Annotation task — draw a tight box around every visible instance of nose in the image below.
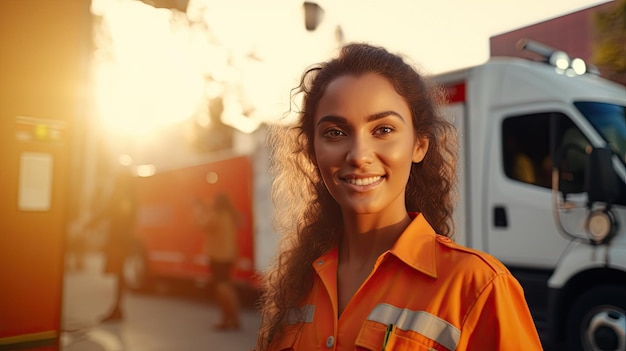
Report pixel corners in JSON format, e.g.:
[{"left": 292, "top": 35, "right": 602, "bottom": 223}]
[{"left": 345, "top": 134, "right": 373, "bottom": 166}]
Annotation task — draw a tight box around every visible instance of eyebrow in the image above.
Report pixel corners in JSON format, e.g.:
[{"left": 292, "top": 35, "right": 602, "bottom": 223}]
[{"left": 316, "top": 111, "right": 407, "bottom": 126}]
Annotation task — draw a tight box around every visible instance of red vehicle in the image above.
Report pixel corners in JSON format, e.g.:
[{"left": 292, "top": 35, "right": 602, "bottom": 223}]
[{"left": 124, "top": 155, "right": 257, "bottom": 292}]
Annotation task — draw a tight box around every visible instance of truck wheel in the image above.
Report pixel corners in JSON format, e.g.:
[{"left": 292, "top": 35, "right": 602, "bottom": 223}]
[
  {"left": 123, "top": 244, "right": 152, "bottom": 292},
  {"left": 567, "top": 285, "right": 626, "bottom": 351}
]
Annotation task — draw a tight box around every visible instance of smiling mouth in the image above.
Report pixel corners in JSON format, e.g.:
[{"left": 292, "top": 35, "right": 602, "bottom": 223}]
[{"left": 343, "top": 176, "right": 383, "bottom": 186}]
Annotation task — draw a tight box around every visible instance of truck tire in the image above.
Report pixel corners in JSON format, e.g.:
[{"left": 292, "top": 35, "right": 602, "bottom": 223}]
[
  {"left": 123, "top": 243, "right": 153, "bottom": 293},
  {"left": 566, "top": 285, "right": 626, "bottom": 351}
]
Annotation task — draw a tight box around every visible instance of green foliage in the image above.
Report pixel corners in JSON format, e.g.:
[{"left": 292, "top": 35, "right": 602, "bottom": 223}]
[{"left": 592, "top": 0, "right": 626, "bottom": 84}]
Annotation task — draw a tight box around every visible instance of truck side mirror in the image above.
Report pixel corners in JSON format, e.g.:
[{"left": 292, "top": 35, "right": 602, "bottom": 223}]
[
  {"left": 553, "top": 144, "right": 621, "bottom": 245},
  {"left": 586, "top": 146, "right": 619, "bottom": 207},
  {"left": 584, "top": 147, "right": 619, "bottom": 245}
]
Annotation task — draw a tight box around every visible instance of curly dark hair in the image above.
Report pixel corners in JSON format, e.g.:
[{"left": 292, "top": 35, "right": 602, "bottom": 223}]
[{"left": 256, "top": 42, "right": 458, "bottom": 350}]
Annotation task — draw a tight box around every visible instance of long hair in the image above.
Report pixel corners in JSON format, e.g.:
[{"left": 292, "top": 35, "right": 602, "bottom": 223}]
[{"left": 256, "top": 43, "right": 458, "bottom": 349}]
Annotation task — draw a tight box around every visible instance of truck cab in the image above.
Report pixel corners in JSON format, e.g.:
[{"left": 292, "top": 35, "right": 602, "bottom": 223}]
[{"left": 436, "top": 44, "right": 626, "bottom": 351}]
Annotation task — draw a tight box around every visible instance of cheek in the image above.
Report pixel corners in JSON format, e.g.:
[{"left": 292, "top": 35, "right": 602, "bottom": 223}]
[
  {"left": 314, "top": 143, "right": 341, "bottom": 183},
  {"left": 314, "top": 136, "right": 340, "bottom": 162},
  {"left": 312, "top": 139, "right": 322, "bottom": 167},
  {"left": 383, "top": 146, "right": 418, "bottom": 177},
  {"left": 313, "top": 142, "right": 328, "bottom": 168},
  {"left": 382, "top": 140, "right": 417, "bottom": 161},
  {"left": 315, "top": 148, "right": 334, "bottom": 168}
]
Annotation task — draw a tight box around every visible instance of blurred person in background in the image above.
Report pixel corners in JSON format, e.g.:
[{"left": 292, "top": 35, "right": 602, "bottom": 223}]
[
  {"left": 85, "top": 166, "right": 138, "bottom": 322},
  {"left": 195, "top": 193, "right": 242, "bottom": 331}
]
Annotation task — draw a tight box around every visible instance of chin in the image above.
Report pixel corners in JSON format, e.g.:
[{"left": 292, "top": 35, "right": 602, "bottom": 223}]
[{"left": 341, "top": 203, "right": 383, "bottom": 215}]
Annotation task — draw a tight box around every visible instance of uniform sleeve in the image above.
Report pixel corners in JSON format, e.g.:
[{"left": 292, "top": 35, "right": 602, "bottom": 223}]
[{"left": 458, "top": 273, "right": 544, "bottom": 351}]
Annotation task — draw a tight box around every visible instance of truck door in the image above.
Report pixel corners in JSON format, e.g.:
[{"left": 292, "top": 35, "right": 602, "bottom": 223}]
[{"left": 486, "top": 110, "right": 574, "bottom": 271}]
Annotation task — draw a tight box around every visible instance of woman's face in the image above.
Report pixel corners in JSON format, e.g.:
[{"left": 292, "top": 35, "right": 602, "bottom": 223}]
[{"left": 313, "top": 72, "right": 428, "bottom": 216}]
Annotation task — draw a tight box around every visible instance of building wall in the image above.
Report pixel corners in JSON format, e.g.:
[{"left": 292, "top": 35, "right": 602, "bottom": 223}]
[{"left": 489, "top": 2, "right": 615, "bottom": 66}]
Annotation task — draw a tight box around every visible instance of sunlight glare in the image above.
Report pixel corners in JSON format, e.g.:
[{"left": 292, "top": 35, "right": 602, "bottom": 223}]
[{"left": 92, "top": 0, "right": 204, "bottom": 137}]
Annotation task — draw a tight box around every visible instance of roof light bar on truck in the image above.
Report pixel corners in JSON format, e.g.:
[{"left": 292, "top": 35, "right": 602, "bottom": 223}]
[{"left": 516, "top": 38, "right": 591, "bottom": 76}]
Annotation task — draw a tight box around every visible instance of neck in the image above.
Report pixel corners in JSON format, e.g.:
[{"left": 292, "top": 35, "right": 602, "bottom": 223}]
[{"left": 339, "top": 211, "right": 412, "bottom": 267}]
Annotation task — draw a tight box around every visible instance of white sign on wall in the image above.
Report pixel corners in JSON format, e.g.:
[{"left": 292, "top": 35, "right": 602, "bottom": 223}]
[{"left": 18, "top": 152, "right": 53, "bottom": 211}]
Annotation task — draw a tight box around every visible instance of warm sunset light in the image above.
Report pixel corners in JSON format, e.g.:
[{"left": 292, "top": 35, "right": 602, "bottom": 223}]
[
  {"left": 90, "top": 0, "right": 610, "bottom": 142},
  {"left": 5, "top": 1, "right": 618, "bottom": 350},
  {"left": 88, "top": 0, "right": 611, "bottom": 174},
  {"left": 89, "top": 0, "right": 333, "bottom": 141},
  {"left": 91, "top": 0, "right": 204, "bottom": 137}
]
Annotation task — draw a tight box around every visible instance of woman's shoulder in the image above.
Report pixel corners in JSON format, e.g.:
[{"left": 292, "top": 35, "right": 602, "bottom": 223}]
[{"left": 434, "top": 234, "right": 512, "bottom": 278}]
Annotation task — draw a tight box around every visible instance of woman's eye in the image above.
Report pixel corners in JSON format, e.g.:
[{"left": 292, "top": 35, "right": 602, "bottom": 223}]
[
  {"left": 323, "top": 129, "right": 345, "bottom": 138},
  {"left": 374, "top": 126, "right": 394, "bottom": 135}
]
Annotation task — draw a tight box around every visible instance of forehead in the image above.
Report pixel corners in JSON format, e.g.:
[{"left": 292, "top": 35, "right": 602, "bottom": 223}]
[{"left": 315, "top": 72, "right": 410, "bottom": 121}]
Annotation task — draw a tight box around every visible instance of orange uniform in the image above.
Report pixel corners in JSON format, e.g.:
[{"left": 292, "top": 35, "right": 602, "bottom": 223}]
[{"left": 268, "top": 213, "right": 544, "bottom": 350}]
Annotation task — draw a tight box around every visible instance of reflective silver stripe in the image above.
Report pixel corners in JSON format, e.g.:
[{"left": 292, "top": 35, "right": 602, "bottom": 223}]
[
  {"left": 285, "top": 305, "right": 315, "bottom": 324},
  {"left": 367, "top": 303, "right": 460, "bottom": 350}
]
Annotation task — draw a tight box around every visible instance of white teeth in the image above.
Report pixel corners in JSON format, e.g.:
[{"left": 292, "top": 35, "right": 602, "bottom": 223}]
[{"left": 345, "top": 176, "right": 381, "bottom": 186}]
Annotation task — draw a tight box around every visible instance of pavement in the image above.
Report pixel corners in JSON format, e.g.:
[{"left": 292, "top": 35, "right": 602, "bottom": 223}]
[
  {"left": 60, "top": 254, "right": 261, "bottom": 351},
  {"left": 61, "top": 254, "right": 556, "bottom": 351}
]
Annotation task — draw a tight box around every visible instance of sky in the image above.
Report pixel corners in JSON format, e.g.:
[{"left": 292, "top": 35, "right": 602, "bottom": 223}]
[
  {"left": 194, "top": 0, "right": 614, "bottom": 74},
  {"left": 325, "top": 0, "right": 614, "bottom": 73},
  {"left": 192, "top": 0, "right": 614, "bottom": 123},
  {"left": 91, "top": 0, "right": 614, "bottom": 144}
]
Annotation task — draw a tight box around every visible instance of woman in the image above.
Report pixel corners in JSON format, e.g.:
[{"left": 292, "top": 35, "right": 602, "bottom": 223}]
[
  {"left": 256, "top": 43, "right": 544, "bottom": 350},
  {"left": 204, "top": 193, "right": 241, "bottom": 331},
  {"left": 86, "top": 166, "right": 137, "bottom": 322}
]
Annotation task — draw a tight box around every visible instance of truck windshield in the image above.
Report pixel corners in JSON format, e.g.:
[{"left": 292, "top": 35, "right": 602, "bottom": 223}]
[{"left": 575, "top": 101, "right": 626, "bottom": 163}]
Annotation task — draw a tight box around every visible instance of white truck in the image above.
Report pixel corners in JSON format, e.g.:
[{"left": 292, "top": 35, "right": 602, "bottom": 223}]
[{"left": 436, "top": 41, "right": 626, "bottom": 351}]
